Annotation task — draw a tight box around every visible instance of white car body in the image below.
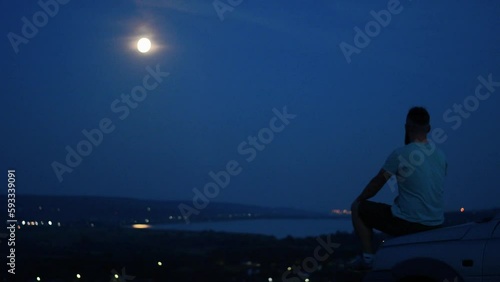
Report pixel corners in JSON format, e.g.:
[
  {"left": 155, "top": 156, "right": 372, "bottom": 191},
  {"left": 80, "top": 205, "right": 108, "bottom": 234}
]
[{"left": 364, "top": 213, "right": 500, "bottom": 282}]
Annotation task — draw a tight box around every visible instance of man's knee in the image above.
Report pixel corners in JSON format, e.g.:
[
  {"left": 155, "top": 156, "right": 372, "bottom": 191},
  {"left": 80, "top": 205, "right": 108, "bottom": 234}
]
[
  {"left": 351, "top": 200, "right": 365, "bottom": 216},
  {"left": 355, "top": 199, "right": 370, "bottom": 210},
  {"left": 352, "top": 200, "right": 370, "bottom": 218}
]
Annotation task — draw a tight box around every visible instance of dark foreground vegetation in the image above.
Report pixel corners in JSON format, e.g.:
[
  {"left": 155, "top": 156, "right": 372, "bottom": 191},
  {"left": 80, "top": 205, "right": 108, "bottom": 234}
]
[
  {"left": 2, "top": 194, "right": 494, "bottom": 281},
  {"left": 2, "top": 226, "right": 377, "bottom": 282}
]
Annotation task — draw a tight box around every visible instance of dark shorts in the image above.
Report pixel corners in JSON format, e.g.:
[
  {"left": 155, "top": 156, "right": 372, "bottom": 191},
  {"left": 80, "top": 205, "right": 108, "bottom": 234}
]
[{"left": 358, "top": 200, "right": 442, "bottom": 236}]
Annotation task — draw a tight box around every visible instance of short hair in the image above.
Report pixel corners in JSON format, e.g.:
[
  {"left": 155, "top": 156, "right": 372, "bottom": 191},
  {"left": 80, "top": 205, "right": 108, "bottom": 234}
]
[{"left": 406, "top": 106, "right": 430, "bottom": 126}]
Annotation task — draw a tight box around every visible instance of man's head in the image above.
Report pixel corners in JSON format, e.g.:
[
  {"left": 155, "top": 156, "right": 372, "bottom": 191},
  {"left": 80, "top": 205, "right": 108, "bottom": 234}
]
[{"left": 405, "top": 107, "right": 431, "bottom": 145}]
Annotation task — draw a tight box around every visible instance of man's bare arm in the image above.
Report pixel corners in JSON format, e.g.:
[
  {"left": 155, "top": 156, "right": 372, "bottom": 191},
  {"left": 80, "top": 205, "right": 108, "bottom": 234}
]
[{"left": 354, "top": 169, "right": 392, "bottom": 202}]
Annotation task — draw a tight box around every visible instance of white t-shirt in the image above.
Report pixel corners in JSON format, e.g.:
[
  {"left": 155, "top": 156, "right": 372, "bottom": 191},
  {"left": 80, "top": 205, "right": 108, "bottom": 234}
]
[{"left": 383, "top": 141, "right": 447, "bottom": 226}]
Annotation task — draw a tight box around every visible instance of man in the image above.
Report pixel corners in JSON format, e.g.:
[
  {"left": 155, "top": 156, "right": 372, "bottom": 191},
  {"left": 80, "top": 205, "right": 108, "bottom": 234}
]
[{"left": 350, "top": 106, "right": 447, "bottom": 270}]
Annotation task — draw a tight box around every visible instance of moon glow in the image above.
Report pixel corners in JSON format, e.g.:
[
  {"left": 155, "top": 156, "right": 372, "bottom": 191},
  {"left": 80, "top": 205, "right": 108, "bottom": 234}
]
[{"left": 137, "top": 38, "right": 151, "bottom": 53}]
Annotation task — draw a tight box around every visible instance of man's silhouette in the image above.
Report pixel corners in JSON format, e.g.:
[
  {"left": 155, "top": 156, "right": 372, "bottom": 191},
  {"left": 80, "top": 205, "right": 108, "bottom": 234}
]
[{"left": 350, "top": 106, "right": 447, "bottom": 270}]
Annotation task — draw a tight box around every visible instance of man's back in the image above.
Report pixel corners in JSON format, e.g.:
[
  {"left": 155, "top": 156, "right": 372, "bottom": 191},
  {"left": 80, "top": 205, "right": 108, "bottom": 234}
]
[{"left": 383, "top": 141, "right": 447, "bottom": 226}]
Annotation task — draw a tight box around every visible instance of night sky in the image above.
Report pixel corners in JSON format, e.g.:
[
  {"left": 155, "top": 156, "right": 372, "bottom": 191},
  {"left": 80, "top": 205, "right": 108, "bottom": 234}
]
[{"left": 2, "top": 0, "right": 499, "bottom": 213}]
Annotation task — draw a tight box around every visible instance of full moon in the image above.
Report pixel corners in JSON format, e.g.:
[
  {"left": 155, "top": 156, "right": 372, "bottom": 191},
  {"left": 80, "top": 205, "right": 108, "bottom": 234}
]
[{"left": 137, "top": 38, "right": 151, "bottom": 53}]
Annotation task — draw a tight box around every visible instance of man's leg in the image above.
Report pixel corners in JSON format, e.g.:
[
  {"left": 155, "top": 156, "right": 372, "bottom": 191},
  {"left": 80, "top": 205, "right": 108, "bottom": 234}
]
[
  {"left": 350, "top": 200, "right": 395, "bottom": 269},
  {"left": 351, "top": 200, "right": 374, "bottom": 254}
]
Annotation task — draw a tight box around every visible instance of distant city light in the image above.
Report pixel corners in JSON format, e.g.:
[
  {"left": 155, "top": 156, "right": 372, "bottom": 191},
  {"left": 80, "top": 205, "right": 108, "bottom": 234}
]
[
  {"left": 114, "top": 274, "right": 119, "bottom": 279},
  {"left": 38, "top": 206, "right": 42, "bottom": 210},
  {"left": 157, "top": 261, "right": 162, "bottom": 266},
  {"left": 147, "top": 207, "right": 151, "bottom": 212},
  {"left": 287, "top": 266, "right": 292, "bottom": 271},
  {"left": 132, "top": 224, "right": 151, "bottom": 229},
  {"left": 36, "top": 277, "right": 41, "bottom": 281},
  {"left": 35, "top": 221, "right": 38, "bottom": 226},
  {"left": 48, "top": 221, "right": 52, "bottom": 226},
  {"left": 76, "top": 274, "right": 81, "bottom": 279},
  {"left": 268, "top": 278, "right": 273, "bottom": 282},
  {"left": 331, "top": 209, "right": 352, "bottom": 215},
  {"left": 57, "top": 222, "right": 61, "bottom": 227},
  {"left": 460, "top": 207, "right": 465, "bottom": 213},
  {"left": 305, "top": 279, "right": 310, "bottom": 282},
  {"left": 145, "top": 219, "right": 150, "bottom": 223},
  {"left": 22, "top": 221, "right": 25, "bottom": 225}
]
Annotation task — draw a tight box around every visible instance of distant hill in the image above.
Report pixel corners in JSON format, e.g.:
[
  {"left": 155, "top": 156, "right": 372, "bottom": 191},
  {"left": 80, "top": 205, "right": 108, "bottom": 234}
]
[
  {"left": 1, "top": 194, "right": 496, "bottom": 228},
  {"left": 0, "top": 194, "right": 329, "bottom": 226}
]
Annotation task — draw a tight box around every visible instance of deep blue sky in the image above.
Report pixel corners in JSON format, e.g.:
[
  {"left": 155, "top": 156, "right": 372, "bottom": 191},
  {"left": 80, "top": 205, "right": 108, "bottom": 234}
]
[{"left": 1, "top": 0, "right": 499, "bottom": 213}]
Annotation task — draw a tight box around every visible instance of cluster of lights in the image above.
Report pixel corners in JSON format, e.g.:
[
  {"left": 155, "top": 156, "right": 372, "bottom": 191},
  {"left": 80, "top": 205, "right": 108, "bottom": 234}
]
[
  {"left": 269, "top": 277, "right": 309, "bottom": 282},
  {"left": 31, "top": 261, "right": 313, "bottom": 282},
  {"left": 36, "top": 274, "right": 82, "bottom": 281},
  {"left": 20, "top": 220, "right": 61, "bottom": 227},
  {"left": 331, "top": 209, "right": 351, "bottom": 215},
  {"left": 32, "top": 262, "right": 165, "bottom": 281},
  {"left": 133, "top": 219, "right": 151, "bottom": 224},
  {"left": 166, "top": 215, "right": 185, "bottom": 220}
]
